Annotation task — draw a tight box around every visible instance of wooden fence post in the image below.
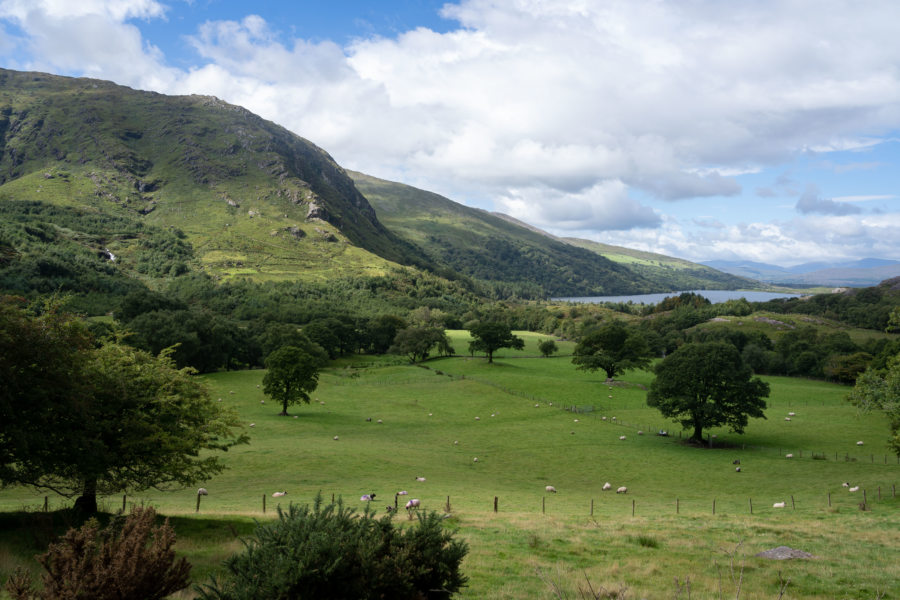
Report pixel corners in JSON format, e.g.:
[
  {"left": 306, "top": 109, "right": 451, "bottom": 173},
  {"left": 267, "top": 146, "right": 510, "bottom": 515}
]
[
  {"left": 790, "top": 495, "right": 795, "bottom": 510},
  {"left": 828, "top": 492, "right": 831, "bottom": 507},
  {"left": 122, "top": 494, "right": 127, "bottom": 513},
  {"left": 263, "top": 494, "right": 266, "bottom": 514},
  {"left": 542, "top": 496, "right": 545, "bottom": 514},
  {"left": 631, "top": 499, "right": 635, "bottom": 516},
  {"left": 749, "top": 498, "right": 753, "bottom": 514},
  {"left": 195, "top": 494, "right": 201, "bottom": 513},
  {"left": 43, "top": 496, "right": 48, "bottom": 512},
  {"left": 446, "top": 496, "right": 451, "bottom": 512},
  {"left": 676, "top": 498, "right": 679, "bottom": 514},
  {"left": 494, "top": 496, "right": 498, "bottom": 513},
  {"left": 590, "top": 499, "right": 594, "bottom": 516},
  {"left": 712, "top": 499, "right": 716, "bottom": 515}
]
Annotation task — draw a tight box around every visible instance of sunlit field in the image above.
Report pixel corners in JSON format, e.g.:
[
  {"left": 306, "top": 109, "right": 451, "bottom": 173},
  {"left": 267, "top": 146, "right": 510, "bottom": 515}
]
[{"left": 1, "top": 332, "right": 897, "bottom": 598}]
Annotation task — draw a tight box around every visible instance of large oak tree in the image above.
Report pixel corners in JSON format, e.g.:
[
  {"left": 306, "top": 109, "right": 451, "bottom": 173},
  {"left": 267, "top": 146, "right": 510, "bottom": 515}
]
[
  {"left": 571, "top": 320, "right": 653, "bottom": 380},
  {"left": 467, "top": 322, "right": 523, "bottom": 363},
  {"left": 647, "top": 341, "right": 770, "bottom": 442}
]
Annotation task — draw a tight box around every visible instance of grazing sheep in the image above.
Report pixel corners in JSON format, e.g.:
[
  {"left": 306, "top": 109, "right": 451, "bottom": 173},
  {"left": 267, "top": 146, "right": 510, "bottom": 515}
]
[
  {"left": 293, "top": 416, "right": 298, "bottom": 419},
  {"left": 549, "top": 402, "right": 553, "bottom": 406},
  {"left": 616, "top": 486, "right": 628, "bottom": 494},
  {"left": 602, "top": 416, "right": 607, "bottom": 421},
  {"left": 260, "top": 400, "right": 265, "bottom": 404},
  {"left": 619, "top": 435, "right": 626, "bottom": 440},
  {"left": 415, "top": 477, "right": 426, "bottom": 482},
  {"left": 397, "top": 490, "right": 408, "bottom": 496},
  {"left": 842, "top": 482, "right": 850, "bottom": 487},
  {"left": 637, "top": 430, "right": 643, "bottom": 435},
  {"left": 377, "top": 419, "right": 383, "bottom": 423},
  {"left": 788, "top": 412, "right": 796, "bottom": 416},
  {"left": 453, "top": 440, "right": 459, "bottom": 445},
  {"left": 545, "top": 485, "right": 557, "bottom": 493},
  {"left": 491, "top": 413, "right": 496, "bottom": 417},
  {"left": 249, "top": 423, "right": 255, "bottom": 428},
  {"left": 428, "top": 413, "right": 433, "bottom": 416},
  {"left": 360, "top": 493, "right": 376, "bottom": 501},
  {"left": 574, "top": 419, "right": 580, "bottom": 423},
  {"left": 733, "top": 459, "right": 741, "bottom": 465},
  {"left": 773, "top": 501, "right": 786, "bottom": 508},
  {"left": 272, "top": 491, "right": 287, "bottom": 498},
  {"left": 735, "top": 467, "right": 741, "bottom": 472},
  {"left": 857, "top": 441, "right": 864, "bottom": 446},
  {"left": 197, "top": 488, "right": 208, "bottom": 495},
  {"left": 473, "top": 457, "right": 478, "bottom": 463},
  {"left": 333, "top": 436, "right": 339, "bottom": 441},
  {"left": 475, "top": 416, "right": 480, "bottom": 421},
  {"left": 602, "top": 482, "right": 612, "bottom": 491},
  {"left": 785, "top": 417, "right": 791, "bottom": 421},
  {"left": 849, "top": 486, "right": 860, "bottom": 492},
  {"left": 366, "top": 417, "right": 372, "bottom": 422},
  {"left": 535, "top": 404, "right": 540, "bottom": 407},
  {"left": 405, "top": 498, "right": 421, "bottom": 510},
  {"left": 785, "top": 453, "right": 793, "bottom": 458}
]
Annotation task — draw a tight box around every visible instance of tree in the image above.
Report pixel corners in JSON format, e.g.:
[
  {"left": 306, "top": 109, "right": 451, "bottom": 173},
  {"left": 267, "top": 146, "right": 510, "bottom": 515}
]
[
  {"left": 647, "top": 342, "right": 770, "bottom": 442},
  {"left": 847, "top": 354, "right": 900, "bottom": 456},
  {"left": 389, "top": 326, "right": 453, "bottom": 363},
  {"left": 571, "top": 320, "right": 652, "bottom": 380},
  {"left": 538, "top": 339, "right": 558, "bottom": 358},
  {"left": 1, "top": 300, "right": 247, "bottom": 514},
  {"left": 467, "top": 321, "right": 524, "bottom": 363},
  {"left": 196, "top": 494, "right": 468, "bottom": 600},
  {"left": 263, "top": 346, "right": 320, "bottom": 416}
]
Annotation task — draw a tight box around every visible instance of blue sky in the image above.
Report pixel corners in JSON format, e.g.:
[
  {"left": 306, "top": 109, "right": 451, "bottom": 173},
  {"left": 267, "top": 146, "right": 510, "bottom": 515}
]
[{"left": 2, "top": 0, "right": 899, "bottom": 266}]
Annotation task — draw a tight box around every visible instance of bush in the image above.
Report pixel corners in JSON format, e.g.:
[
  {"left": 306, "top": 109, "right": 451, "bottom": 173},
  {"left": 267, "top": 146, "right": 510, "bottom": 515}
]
[
  {"left": 197, "top": 493, "right": 468, "bottom": 600},
  {"left": 5, "top": 506, "right": 191, "bottom": 600}
]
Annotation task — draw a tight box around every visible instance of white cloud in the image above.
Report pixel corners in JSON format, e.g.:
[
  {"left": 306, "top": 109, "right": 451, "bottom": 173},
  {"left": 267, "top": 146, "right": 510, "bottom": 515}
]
[
  {"left": 796, "top": 185, "right": 863, "bottom": 216},
  {"left": 3, "top": 0, "right": 900, "bottom": 262}
]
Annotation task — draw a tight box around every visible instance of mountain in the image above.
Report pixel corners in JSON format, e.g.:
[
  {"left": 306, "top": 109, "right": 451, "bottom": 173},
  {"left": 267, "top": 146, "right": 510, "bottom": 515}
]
[
  {"left": 0, "top": 68, "right": 426, "bottom": 282},
  {"left": 350, "top": 171, "right": 753, "bottom": 296},
  {"left": 703, "top": 259, "right": 900, "bottom": 287}
]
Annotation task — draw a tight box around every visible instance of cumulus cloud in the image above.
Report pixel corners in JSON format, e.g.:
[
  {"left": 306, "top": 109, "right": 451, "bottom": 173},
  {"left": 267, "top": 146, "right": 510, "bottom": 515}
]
[
  {"left": 3, "top": 0, "right": 900, "bottom": 259},
  {"left": 796, "top": 185, "right": 863, "bottom": 216}
]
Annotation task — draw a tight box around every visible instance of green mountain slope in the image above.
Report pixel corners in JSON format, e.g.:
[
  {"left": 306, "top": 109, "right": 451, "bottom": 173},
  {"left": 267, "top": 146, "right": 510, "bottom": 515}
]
[
  {"left": 351, "top": 171, "right": 753, "bottom": 296},
  {"left": 562, "top": 238, "right": 758, "bottom": 292},
  {"left": 0, "top": 68, "right": 425, "bottom": 282},
  {"left": 350, "top": 171, "right": 663, "bottom": 297}
]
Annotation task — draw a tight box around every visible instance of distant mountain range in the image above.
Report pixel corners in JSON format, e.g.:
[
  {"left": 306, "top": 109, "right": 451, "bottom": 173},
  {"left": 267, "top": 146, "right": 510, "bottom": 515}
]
[{"left": 702, "top": 259, "right": 900, "bottom": 287}]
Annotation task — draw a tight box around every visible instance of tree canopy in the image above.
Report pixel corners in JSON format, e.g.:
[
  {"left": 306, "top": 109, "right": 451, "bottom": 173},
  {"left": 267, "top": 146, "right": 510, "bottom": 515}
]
[
  {"left": 646, "top": 341, "right": 770, "bottom": 442},
  {"left": 467, "top": 321, "right": 523, "bottom": 363},
  {"left": 847, "top": 353, "right": 900, "bottom": 456},
  {"left": 389, "top": 326, "right": 454, "bottom": 363},
  {"left": 0, "top": 298, "right": 248, "bottom": 513},
  {"left": 571, "top": 320, "right": 653, "bottom": 380},
  {"left": 263, "top": 346, "right": 321, "bottom": 415}
]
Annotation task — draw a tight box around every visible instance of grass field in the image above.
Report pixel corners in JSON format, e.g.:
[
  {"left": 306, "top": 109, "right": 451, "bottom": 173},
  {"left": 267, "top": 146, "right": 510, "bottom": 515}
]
[{"left": 1, "top": 331, "right": 898, "bottom": 598}]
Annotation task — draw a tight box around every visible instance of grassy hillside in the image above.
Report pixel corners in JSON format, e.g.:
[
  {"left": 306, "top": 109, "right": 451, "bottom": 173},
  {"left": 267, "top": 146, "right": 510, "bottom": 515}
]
[
  {"left": 351, "top": 171, "right": 663, "bottom": 297},
  {"left": 564, "top": 236, "right": 760, "bottom": 292},
  {"left": 0, "top": 68, "right": 426, "bottom": 283},
  {"left": 1, "top": 336, "right": 896, "bottom": 598}
]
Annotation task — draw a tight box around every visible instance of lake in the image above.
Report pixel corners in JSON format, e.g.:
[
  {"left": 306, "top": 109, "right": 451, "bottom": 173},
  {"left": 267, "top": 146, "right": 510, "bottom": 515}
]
[{"left": 553, "top": 290, "right": 805, "bottom": 305}]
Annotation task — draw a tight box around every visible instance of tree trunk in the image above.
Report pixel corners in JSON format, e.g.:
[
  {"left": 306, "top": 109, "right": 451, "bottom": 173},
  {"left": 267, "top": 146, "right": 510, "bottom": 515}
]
[
  {"left": 692, "top": 423, "right": 704, "bottom": 442},
  {"left": 73, "top": 478, "right": 98, "bottom": 514},
  {"left": 487, "top": 351, "right": 493, "bottom": 363}
]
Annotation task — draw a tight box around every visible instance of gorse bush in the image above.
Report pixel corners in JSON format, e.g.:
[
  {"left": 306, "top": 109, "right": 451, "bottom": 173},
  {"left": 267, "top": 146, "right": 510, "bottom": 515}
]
[
  {"left": 5, "top": 506, "right": 191, "bottom": 600},
  {"left": 197, "top": 493, "right": 469, "bottom": 600}
]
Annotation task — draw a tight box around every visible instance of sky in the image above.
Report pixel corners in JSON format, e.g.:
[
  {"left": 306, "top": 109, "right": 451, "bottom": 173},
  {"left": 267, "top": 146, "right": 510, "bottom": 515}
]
[{"left": 1, "top": 0, "right": 899, "bottom": 267}]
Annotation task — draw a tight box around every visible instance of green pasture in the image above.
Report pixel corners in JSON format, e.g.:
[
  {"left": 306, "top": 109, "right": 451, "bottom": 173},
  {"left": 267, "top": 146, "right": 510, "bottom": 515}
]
[{"left": 1, "top": 333, "right": 898, "bottom": 598}]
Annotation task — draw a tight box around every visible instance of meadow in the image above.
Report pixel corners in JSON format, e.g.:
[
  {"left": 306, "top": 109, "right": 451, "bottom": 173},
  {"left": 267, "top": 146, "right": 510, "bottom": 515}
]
[{"left": 1, "top": 331, "right": 898, "bottom": 598}]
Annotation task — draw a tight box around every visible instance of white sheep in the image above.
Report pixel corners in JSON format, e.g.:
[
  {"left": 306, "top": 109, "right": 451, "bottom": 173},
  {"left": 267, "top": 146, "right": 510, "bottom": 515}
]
[
  {"left": 475, "top": 416, "right": 480, "bottom": 421},
  {"left": 602, "top": 482, "right": 612, "bottom": 491},
  {"left": 619, "top": 435, "right": 626, "bottom": 440},
  {"left": 842, "top": 482, "right": 850, "bottom": 487},
  {"left": 453, "top": 440, "right": 458, "bottom": 445},
  {"left": 616, "top": 486, "right": 628, "bottom": 494},
  {"left": 377, "top": 419, "right": 383, "bottom": 423},
  {"left": 857, "top": 441, "right": 864, "bottom": 446},
  {"left": 785, "top": 453, "right": 793, "bottom": 458},
  {"left": 545, "top": 485, "right": 557, "bottom": 493},
  {"left": 249, "top": 423, "right": 255, "bottom": 428},
  {"left": 197, "top": 488, "right": 208, "bottom": 495},
  {"left": 415, "top": 476, "right": 426, "bottom": 482},
  {"left": 360, "top": 493, "right": 376, "bottom": 501},
  {"left": 473, "top": 457, "right": 478, "bottom": 462},
  {"left": 574, "top": 419, "right": 579, "bottom": 423},
  {"left": 849, "top": 486, "right": 860, "bottom": 492},
  {"left": 602, "top": 416, "right": 607, "bottom": 421},
  {"left": 405, "top": 498, "right": 420, "bottom": 510},
  {"left": 534, "top": 404, "right": 540, "bottom": 407},
  {"left": 637, "top": 430, "right": 644, "bottom": 435},
  {"left": 784, "top": 417, "right": 791, "bottom": 421},
  {"left": 333, "top": 435, "right": 339, "bottom": 441},
  {"left": 773, "top": 501, "right": 785, "bottom": 508},
  {"left": 788, "top": 411, "right": 796, "bottom": 416},
  {"left": 735, "top": 466, "right": 741, "bottom": 472},
  {"left": 272, "top": 491, "right": 287, "bottom": 498},
  {"left": 396, "top": 490, "right": 408, "bottom": 496}
]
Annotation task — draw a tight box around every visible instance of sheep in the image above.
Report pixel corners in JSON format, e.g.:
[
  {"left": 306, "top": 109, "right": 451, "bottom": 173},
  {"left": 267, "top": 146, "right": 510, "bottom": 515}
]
[
  {"left": 377, "top": 419, "right": 383, "bottom": 423},
  {"left": 545, "top": 485, "right": 557, "bottom": 493},
  {"left": 249, "top": 423, "right": 255, "bottom": 428},
  {"left": 616, "top": 486, "right": 628, "bottom": 494},
  {"left": 475, "top": 416, "right": 480, "bottom": 421},
  {"left": 602, "top": 416, "right": 607, "bottom": 421},
  {"left": 788, "top": 411, "right": 796, "bottom": 416},
  {"left": 785, "top": 453, "right": 793, "bottom": 458},
  {"left": 785, "top": 417, "right": 791, "bottom": 421},
  {"left": 857, "top": 441, "right": 864, "bottom": 446},
  {"left": 333, "top": 435, "right": 339, "bottom": 441},
  {"left": 619, "top": 435, "right": 626, "bottom": 440},
  {"left": 733, "top": 459, "right": 741, "bottom": 465},
  {"left": 366, "top": 417, "right": 372, "bottom": 422},
  {"left": 842, "top": 482, "right": 850, "bottom": 487},
  {"left": 453, "top": 440, "right": 459, "bottom": 445},
  {"left": 602, "top": 482, "right": 612, "bottom": 491},
  {"left": 637, "top": 430, "right": 644, "bottom": 435},
  {"left": 360, "top": 493, "right": 376, "bottom": 501},
  {"left": 272, "top": 491, "right": 287, "bottom": 498},
  {"left": 773, "top": 501, "right": 786, "bottom": 508},
  {"left": 396, "top": 490, "right": 408, "bottom": 496},
  {"left": 849, "top": 486, "right": 860, "bottom": 492},
  {"left": 473, "top": 457, "right": 478, "bottom": 463},
  {"left": 197, "top": 488, "right": 209, "bottom": 495},
  {"left": 405, "top": 498, "right": 420, "bottom": 510},
  {"left": 260, "top": 400, "right": 265, "bottom": 404},
  {"left": 534, "top": 403, "right": 540, "bottom": 407},
  {"left": 574, "top": 419, "right": 580, "bottom": 423},
  {"left": 415, "top": 477, "right": 426, "bottom": 482},
  {"left": 735, "top": 467, "right": 741, "bottom": 472}
]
